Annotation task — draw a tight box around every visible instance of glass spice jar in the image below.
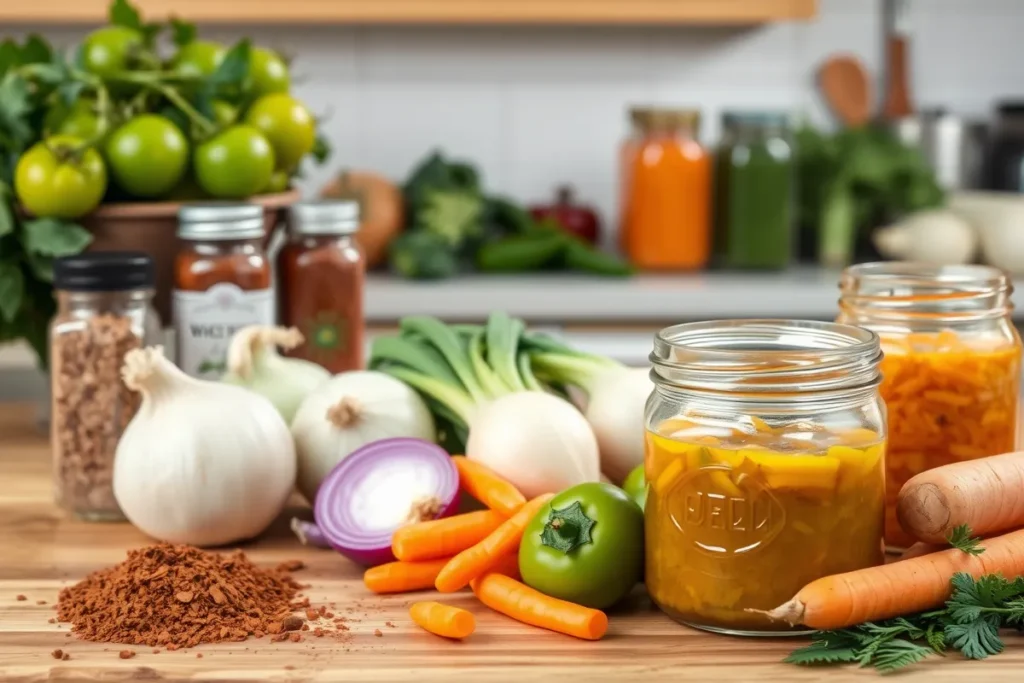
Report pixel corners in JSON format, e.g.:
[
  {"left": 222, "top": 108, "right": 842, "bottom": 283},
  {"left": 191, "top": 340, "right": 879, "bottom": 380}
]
[
  {"left": 644, "top": 320, "right": 886, "bottom": 635},
  {"left": 173, "top": 203, "right": 274, "bottom": 379},
  {"left": 838, "top": 262, "right": 1022, "bottom": 550},
  {"left": 51, "top": 252, "right": 161, "bottom": 521},
  {"left": 277, "top": 200, "right": 365, "bottom": 373},
  {"left": 620, "top": 107, "right": 712, "bottom": 270}
]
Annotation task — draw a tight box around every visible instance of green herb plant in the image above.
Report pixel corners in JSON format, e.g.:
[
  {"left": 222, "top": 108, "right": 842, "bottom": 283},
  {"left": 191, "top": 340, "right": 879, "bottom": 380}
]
[
  {"left": 785, "top": 525, "right": 1024, "bottom": 672},
  {"left": 0, "top": 0, "right": 330, "bottom": 367}
]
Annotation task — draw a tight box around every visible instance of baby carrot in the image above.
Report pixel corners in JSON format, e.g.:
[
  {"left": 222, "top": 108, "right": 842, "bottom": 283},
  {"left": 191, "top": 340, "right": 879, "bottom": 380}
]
[
  {"left": 392, "top": 510, "right": 506, "bottom": 562},
  {"left": 452, "top": 456, "right": 527, "bottom": 516},
  {"left": 489, "top": 554, "right": 521, "bottom": 581},
  {"left": 435, "top": 494, "right": 553, "bottom": 593},
  {"left": 409, "top": 601, "right": 476, "bottom": 639},
  {"left": 471, "top": 573, "right": 608, "bottom": 641},
  {"left": 897, "top": 451, "right": 1024, "bottom": 544},
  {"left": 363, "top": 558, "right": 451, "bottom": 594},
  {"left": 763, "top": 528, "right": 1024, "bottom": 629}
]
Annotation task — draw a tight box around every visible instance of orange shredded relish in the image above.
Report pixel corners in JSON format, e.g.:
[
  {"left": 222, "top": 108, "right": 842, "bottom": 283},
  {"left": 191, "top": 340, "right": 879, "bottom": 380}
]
[{"left": 880, "top": 330, "right": 1021, "bottom": 548}]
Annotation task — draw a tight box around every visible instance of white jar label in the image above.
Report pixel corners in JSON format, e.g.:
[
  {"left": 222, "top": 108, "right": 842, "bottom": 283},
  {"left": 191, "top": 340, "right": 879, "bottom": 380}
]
[{"left": 173, "top": 284, "right": 274, "bottom": 379}]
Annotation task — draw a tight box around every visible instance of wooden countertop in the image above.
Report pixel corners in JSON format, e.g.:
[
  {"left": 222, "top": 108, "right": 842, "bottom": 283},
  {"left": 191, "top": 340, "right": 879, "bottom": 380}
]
[{"left": 1, "top": 404, "right": 1021, "bottom": 682}]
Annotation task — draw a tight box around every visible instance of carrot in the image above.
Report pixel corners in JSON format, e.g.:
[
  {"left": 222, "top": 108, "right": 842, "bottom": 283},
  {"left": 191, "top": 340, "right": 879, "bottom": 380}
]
[
  {"left": 896, "top": 451, "right": 1024, "bottom": 544},
  {"left": 434, "top": 493, "right": 553, "bottom": 593},
  {"left": 489, "top": 553, "right": 521, "bottom": 581},
  {"left": 409, "top": 601, "right": 476, "bottom": 639},
  {"left": 392, "top": 510, "right": 506, "bottom": 562},
  {"left": 471, "top": 573, "right": 608, "bottom": 641},
  {"left": 762, "top": 528, "right": 1024, "bottom": 629},
  {"left": 363, "top": 558, "right": 451, "bottom": 594},
  {"left": 452, "top": 456, "right": 527, "bottom": 516}
]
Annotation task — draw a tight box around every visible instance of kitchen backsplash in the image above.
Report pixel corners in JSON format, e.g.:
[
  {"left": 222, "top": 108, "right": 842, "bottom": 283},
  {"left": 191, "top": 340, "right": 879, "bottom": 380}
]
[{"left": 10, "top": 0, "right": 1024, "bottom": 241}]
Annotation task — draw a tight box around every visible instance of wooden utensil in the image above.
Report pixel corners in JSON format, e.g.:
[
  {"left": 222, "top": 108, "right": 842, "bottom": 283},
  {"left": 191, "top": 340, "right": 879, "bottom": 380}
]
[
  {"left": 818, "top": 55, "right": 872, "bottom": 127},
  {"left": 882, "top": 0, "right": 914, "bottom": 120}
]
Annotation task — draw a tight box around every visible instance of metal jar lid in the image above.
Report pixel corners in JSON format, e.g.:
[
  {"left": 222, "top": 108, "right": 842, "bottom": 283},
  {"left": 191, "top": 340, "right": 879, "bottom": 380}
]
[
  {"left": 177, "top": 203, "right": 265, "bottom": 240},
  {"left": 54, "top": 252, "right": 155, "bottom": 292},
  {"left": 289, "top": 199, "right": 360, "bottom": 236}
]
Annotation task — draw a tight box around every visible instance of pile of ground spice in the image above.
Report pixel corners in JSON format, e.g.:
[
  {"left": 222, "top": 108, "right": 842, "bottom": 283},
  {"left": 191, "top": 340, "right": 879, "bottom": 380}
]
[{"left": 56, "top": 543, "right": 309, "bottom": 649}]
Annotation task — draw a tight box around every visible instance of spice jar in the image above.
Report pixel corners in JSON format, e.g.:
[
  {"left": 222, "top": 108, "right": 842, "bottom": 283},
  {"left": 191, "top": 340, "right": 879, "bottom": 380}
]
[
  {"left": 51, "top": 252, "right": 160, "bottom": 521},
  {"left": 277, "top": 200, "right": 366, "bottom": 373},
  {"left": 174, "top": 204, "right": 274, "bottom": 379},
  {"left": 714, "top": 111, "right": 794, "bottom": 270},
  {"left": 645, "top": 320, "right": 886, "bottom": 635},
  {"left": 620, "top": 107, "right": 711, "bottom": 270},
  {"left": 838, "top": 262, "right": 1022, "bottom": 549}
]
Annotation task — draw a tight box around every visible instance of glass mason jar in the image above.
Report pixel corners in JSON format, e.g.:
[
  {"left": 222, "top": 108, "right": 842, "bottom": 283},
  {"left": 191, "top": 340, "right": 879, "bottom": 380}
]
[
  {"left": 278, "top": 200, "right": 366, "bottom": 373},
  {"left": 838, "top": 262, "right": 1022, "bottom": 549},
  {"left": 645, "top": 320, "right": 886, "bottom": 635},
  {"left": 620, "top": 107, "right": 711, "bottom": 270},
  {"left": 174, "top": 203, "right": 274, "bottom": 379},
  {"left": 50, "top": 252, "right": 161, "bottom": 521},
  {"left": 714, "top": 111, "right": 794, "bottom": 270}
]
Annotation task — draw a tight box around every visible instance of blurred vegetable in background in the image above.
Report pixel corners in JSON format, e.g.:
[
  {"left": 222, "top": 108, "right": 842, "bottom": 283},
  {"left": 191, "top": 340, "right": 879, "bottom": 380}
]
[{"left": 795, "top": 123, "right": 944, "bottom": 267}]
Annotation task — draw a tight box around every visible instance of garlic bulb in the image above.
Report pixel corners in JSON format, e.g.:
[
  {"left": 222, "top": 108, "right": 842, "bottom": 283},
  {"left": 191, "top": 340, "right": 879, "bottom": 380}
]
[
  {"left": 873, "top": 209, "right": 978, "bottom": 265},
  {"left": 221, "top": 325, "right": 331, "bottom": 422},
  {"left": 291, "top": 370, "right": 436, "bottom": 503},
  {"left": 114, "top": 346, "right": 297, "bottom": 547}
]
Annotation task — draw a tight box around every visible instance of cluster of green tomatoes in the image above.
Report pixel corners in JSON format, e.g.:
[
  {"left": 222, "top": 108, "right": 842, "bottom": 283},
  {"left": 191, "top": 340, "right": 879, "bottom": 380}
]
[{"left": 15, "top": 26, "right": 319, "bottom": 219}]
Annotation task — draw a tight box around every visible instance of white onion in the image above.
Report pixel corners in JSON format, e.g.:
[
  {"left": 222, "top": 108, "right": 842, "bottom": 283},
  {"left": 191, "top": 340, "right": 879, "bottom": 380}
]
[
  {"left": 583, "top": 367, "right": 653, "bottom": 484},
  {"left": 290, "top": 370, "right": 436, "bottom": 502}
]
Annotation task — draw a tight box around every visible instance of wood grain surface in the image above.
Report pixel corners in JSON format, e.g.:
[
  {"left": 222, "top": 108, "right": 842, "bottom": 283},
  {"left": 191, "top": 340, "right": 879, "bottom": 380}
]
[{"left": 0, "top": 403, "right": 1020, "bottom": 682}]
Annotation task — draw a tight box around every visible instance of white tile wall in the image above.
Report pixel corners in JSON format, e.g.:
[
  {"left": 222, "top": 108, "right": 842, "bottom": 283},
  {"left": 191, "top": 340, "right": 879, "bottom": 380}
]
[{"left": 11, "top": 0, "right": 1024, "bottom": 241}]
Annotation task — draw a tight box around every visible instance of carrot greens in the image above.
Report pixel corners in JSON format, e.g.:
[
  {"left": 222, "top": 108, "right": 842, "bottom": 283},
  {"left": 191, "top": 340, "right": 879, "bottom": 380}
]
[
  {"left": 947, "top": 524, "right": 985, "bottom": 557},
  {"left": 785, "top": 572, "right": 1024, "bottom": 672}
]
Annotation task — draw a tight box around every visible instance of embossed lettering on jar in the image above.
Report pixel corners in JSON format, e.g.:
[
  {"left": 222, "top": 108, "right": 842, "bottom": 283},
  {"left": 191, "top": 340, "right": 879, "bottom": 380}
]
[
  {"left": 644, "top": 320, "right": 886, "bottom": 635},
  {"left": 837, "top": 262, "right": 1022, "bottom": 550}
]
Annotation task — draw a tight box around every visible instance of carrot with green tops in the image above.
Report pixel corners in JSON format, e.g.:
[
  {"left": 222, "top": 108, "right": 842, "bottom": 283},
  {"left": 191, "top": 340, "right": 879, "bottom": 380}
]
[
  {"left": 471, "top": 572, "right": 608, "bottom": 641},
  {"left": 363, "top": 558, "right": 451, "bottom": 594},
  {"left": 434, "top": 494, "right": 553, "bottom": 593},
  {"left": 392, "top": 510, "right": 506, "bottom": 562},
  {"left": 762, "top": 528, "right": 1024, "bottom": 629},
  {"left": 409, "top": 601, "right": 476, "bottom": 639},
  {"left": 452, "top": 456, "right": 527, "bottom": 516},
  {"left": 896, "top": 451, "right": 1024, "bottom": 544}
]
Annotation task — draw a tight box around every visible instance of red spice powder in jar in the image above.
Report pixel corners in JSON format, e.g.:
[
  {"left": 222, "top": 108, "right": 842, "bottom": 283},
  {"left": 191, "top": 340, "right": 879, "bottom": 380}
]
[{"left": 277, "top": 200, "right": 365, "bottom": 373}]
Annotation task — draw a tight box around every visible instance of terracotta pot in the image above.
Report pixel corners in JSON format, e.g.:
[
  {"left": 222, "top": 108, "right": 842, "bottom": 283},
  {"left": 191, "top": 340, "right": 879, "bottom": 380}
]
[{"left": 79, "top": 190, "right": 300, "bottom": 324}]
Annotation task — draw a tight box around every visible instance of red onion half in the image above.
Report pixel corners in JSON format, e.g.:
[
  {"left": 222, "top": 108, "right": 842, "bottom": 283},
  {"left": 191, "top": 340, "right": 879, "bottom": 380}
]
[{"left": 313, "top": 438, "right": 460, "bottom": 566}]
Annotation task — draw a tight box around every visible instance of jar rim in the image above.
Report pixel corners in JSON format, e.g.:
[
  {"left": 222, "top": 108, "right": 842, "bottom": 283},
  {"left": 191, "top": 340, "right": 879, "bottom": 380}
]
[{"left": 650, "top": 319, "right": 882, "bottom": 396}]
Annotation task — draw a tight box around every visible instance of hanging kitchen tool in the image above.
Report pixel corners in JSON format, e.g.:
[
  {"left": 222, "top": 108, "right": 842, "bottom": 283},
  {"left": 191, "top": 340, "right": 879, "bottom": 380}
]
[
  {"left": 818, "top": 55, "right": 872, "bottom": 128},
  {"left": 882, "top": 0, "right": 915, "bottom": 120}
]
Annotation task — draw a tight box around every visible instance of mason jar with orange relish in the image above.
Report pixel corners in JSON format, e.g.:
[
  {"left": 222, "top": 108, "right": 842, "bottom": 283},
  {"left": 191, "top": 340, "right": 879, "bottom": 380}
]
[
  {"left": 645, "top": 320, "right": 886, "bottom": 635},
  {"left": 838, "top": 262, "right": 1022, "bottom": 550}
]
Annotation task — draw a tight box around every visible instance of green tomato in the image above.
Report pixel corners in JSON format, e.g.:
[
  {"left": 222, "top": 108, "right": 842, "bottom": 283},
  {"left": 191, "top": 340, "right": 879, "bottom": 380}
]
[
  {"left": 244, "top": 93, "right": 315, "bottom": 172},
  {"left": 519, "top": 482, "right": 644, "bottom": 610},
  {"left": 622, "top": 464, "right": 648, "bottom": 511},
  {"left": 172, "top": 40, "right": 225, "bottom": 78},
  {"left": 194, "top": 125, "right": 275, "bottom": 199},
  {"left": 104, "top": 115, "right": 189, "bottom": 199},
  {"left": 263, "top": 170, "right": 290, "bottom": 194},
  {"left": 15, "top": 136, "right": 107, "bottom": 219},
  {"left": 44, "top": 100, "right": 102, "bottom": 140},
  {"left": 80, "top": 26, "right": 143, "bottom": 78},
  {"left": 248, "top": 47, "right": 290, "bottom": 96}
]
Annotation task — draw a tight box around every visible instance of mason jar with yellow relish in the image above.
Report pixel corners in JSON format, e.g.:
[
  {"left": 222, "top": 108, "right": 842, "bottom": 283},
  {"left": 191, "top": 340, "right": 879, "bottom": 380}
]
[
  {"left": 645, "top": 320, "right": 886, "bottom": 636},
  {"left": 837, "top": 262, "right": 1022, "bottom": 550}
]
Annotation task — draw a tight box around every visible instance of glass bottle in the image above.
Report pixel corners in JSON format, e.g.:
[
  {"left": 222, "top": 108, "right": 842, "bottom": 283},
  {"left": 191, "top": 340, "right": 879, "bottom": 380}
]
[
  {"left": 714, "top": 111, "right": 794, "bottom": 270},
  {"left": 50, "top": 252, "right": 160, "bottom": 520},
  {"left": 173, "top": 203, "right": 274, "bottom": 379},
  {"left": 277, "top": 200, "right": 366, "bottom": 373},
  {"left": 645, "top": 319, "right": 886, "bottom": 635},
  {"left": 838, "top": 262, "right": 1022, "bottom": 549},
  {"left": 621, "top": 108, "right": 711, "bottom": 270}
]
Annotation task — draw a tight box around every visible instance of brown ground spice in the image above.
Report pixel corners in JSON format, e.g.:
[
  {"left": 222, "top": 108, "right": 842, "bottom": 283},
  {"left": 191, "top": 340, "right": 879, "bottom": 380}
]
[{"left": 56, "top": 543, "right": 306, "bottom": 648}]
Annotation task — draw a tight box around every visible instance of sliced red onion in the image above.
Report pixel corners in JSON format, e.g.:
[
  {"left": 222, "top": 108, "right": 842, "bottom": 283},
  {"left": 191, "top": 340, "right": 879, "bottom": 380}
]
[
  {"left": 291, "top": 517, "right": 331, "bottom": 548},
  {"left": 313, "top": 438, "right": 460, "bottom": 567}
]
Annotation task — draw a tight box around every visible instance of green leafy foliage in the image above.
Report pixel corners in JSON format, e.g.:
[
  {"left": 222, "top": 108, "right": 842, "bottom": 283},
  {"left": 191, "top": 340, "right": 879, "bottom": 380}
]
[
  {"left": 947, "top": 524, "right": 985, "bottom": 556},
  {"left": 786, "top": 572, "right": 1024, "bottom": 672},
  {"left": 170, "top": 18, "right": 197, "bottom": 47}
]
